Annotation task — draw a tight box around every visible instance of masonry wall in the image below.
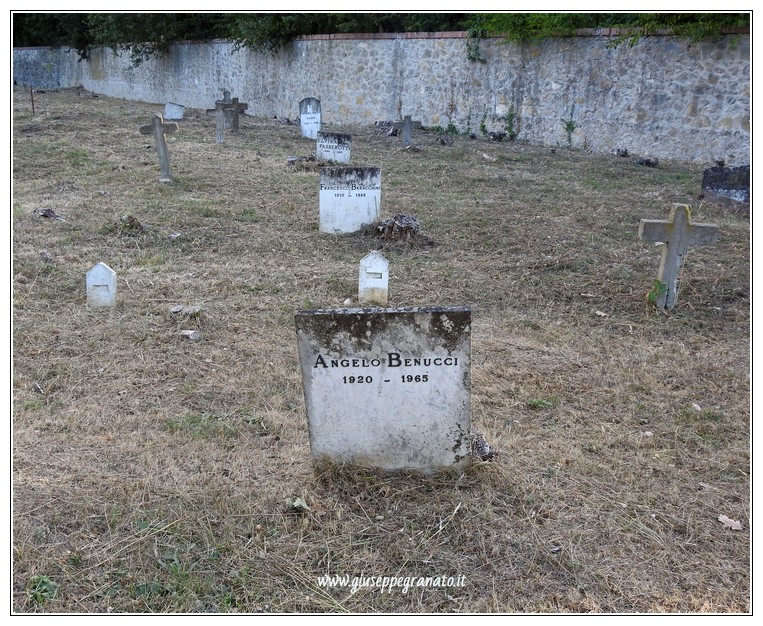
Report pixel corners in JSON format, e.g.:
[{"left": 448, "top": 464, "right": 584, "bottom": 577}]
[{"left": 13, "top": 31, "right": 750, "bottom": 165}]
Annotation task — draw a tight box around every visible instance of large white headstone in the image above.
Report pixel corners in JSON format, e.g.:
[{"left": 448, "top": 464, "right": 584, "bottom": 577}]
[
  {"left": 319, "top": 167, "right": 381, "bottom": 234},
  {"left": 86, "top": 262, "right": 117, "bottom": 308},
  {"left": 299, "top": 97, "right": 321, "bottom": 139},
  {"left": 358, "top": 251, "right": 389, "bottom": 305},
  {"left": 316, "top": 132, "right": 352, "bottom": 163},
  {"left": 295, "top": 306, "right": 472, "bottom": 472}
]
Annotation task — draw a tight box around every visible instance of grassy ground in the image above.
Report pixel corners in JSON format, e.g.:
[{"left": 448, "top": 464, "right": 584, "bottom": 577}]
[{"left": 11, "top": 86, "right": 750, "bottom": 613}]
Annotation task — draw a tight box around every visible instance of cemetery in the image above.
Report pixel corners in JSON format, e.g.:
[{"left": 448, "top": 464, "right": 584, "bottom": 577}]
[{"left": 11, "top": 85, "right": 749, "bottom": 613}]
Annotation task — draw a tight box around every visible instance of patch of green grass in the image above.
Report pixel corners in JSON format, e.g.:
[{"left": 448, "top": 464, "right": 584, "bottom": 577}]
[
  {"left": 526, "top": 396, "right": 560, "bottom": 410},
  {"left": 236, "top": 208, "right": 260, "bottom": 223},
  {"left": 163, "top": 414, "right": 240, "bottom": 439}
]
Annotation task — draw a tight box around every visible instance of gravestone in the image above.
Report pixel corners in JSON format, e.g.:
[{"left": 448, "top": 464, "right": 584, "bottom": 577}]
[
  {"left": 300, "top": 97, "right": 321, "bottom": 139},
  {"left": 319, "top": 167, "right": 381, "bottom": 234},
  {"left": 316, "top": 132, "right": 352, "bottom": 163},
  {"left": 214, "top": 101, "right": 226, "bottom": 144},
  {"left": 163, "top": 102, "right": 185, "bottom": 120},
  {"left": 701, "top": 164, "right": 750, "bottom": 216},
  {"left": 207, "top": 90, "right": 248, "bottom": 138},
  {"left": 207, "top": 90, "right": 249, "bottom": 143},
  {"left": 393, "top": 116, "right": 422, "bottom": 148},
  {"left": 86, "top": 262, "right": 116, "bottom": 308},
  {"left": 638, "top": 204, "right": 719, "bottom": 309},
  {"left": 139, "top": 114, "right": 179, "bottom": 182},
  {"left": 358, "top": 251, "right": 389, "bottom": 305},
  {"left": 295, "top": 306, "right": 472, "bottom": 472}
]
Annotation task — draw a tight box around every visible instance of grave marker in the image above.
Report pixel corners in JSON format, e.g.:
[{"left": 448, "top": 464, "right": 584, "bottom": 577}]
[
  {"left": 139, "top": 114, "right": 179, "bottom": 182},
  {"left": 358, "top": 251, "right": 389, "bottom": 305},
  {"left": 207, "top": 90, "right": 249, "bottom": 140},
  {"left": 300, "top": 97, "right": 321, "bottom": 139},
  {"left": 86, "top": 262, "right": 117, "bottom": 308},
  {"left": 316, "top": 132, "right": 352, "bottom": 163},
  {"left": 164, "top": 102, "right": 185, "bottom": 120},
  {"left": 319, "top": 167, "right": 381, "bottom": 234},
  {"left": 638, "top": 203, "right": 719, "bottom": 309},
  {"left": 214, "top": 101, "right": 226, "bottom": 144},
  {"left": 393, "top": 116, "right": 422, "bottom": 148},
  {"left": 295, "top": 306, "right": 472, "bottom": 472}
]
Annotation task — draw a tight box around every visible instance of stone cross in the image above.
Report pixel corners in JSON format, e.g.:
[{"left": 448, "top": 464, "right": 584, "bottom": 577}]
[
  {"left": 139, "top": 114, "right": 179, "bottom": 182},
  {"left": 228, "top": 98, "right": 247, "bottom": 132},
  {"left": 208, "top": 91, "right": 249, "bottom": 141},
  {"left": 393, "top": 116, "right": 422, "bottom": 147},
  {"left": 638, "top": 203, "right": 719, "bottom": 309},
  {"left": 403, "top": 115, "right": 412, "bottom": 147},
  {"left": 359, "top": 251, "right": 389, "bottom": 305},
  {"left": 214, "top": 101, "right": 226, "bottom": 144},
  {"left": 86, "top": 262, "right": 117, "bottom": 308}
]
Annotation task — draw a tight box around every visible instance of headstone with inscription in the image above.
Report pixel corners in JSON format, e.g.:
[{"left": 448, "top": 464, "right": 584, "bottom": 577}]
[
  {"left": 638, "top": 203, "right": 719, "bottom": 309},
  {"left": 319, "top": 167, "right": 381, "bottom": 234},
  {"left": 86, "top": 262, "right": 117, "bottom": 308},
  {"left": 358, "top": 251, "right": 389, "bottom": 305},
  {"left": 295, "top": 306, "right": 472, "bottom": 472},
  {"left": 317, "top": 131, "right": 352, "bottom": 163},
  {"left": 300, "top": 97, "right": 322, "bottom": 139}
]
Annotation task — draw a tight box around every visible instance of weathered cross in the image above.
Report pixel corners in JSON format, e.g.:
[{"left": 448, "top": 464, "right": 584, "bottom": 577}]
[
  {"left": 139, "top": 114, "right": 179, "bottom": 182},
  {"left": 638, "top": 203, "right": 719, "bottom": 309},
  {"left": 209, "top": 90, "right": 248, "bottom": 142},
  {"left": 393, "top": 115, "right": 422, "bottom": 147}
]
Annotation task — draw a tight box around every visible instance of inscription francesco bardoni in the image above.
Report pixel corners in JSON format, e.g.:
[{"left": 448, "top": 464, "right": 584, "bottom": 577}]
[{"left": 295, "top": 306, "right": 472, "bottom": 472}]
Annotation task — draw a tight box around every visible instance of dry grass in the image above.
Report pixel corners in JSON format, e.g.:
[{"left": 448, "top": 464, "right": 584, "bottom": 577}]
[{"left": 12, "top": 86, "right": 750, "bottom": 614}]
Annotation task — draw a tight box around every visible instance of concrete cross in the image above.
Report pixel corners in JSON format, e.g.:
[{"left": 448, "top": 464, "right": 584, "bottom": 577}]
[
  {"left": 139, "top": 114, "right": 179, "bottom": 182},
  {"left": 212, "top": 96, "right": 248, "bottom": 142},
  {"left": 638, "top": 203, "right": 719, "bottom": 309},
  {"left": 393, "top": 116, "right": 422, "bottom": 147}
]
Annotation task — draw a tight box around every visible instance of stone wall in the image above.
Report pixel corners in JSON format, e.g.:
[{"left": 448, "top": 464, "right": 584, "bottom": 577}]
[{"left": 13, "top": 31, "right": 750, "bottom": 165}]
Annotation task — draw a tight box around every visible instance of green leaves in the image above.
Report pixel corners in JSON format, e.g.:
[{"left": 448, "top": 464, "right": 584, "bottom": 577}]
[{"left": 26, "top": 575, "right": 59, "bottom": 605}]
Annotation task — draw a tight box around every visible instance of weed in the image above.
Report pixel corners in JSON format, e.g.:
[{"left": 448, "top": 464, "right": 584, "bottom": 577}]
[
  {"left": 26, "top": 575, "right": 59, "bottom": 605},
  {"left": 646, "top": 279, "right": 668, "bottom": 306},
  {"left": 504, "top": 103, "right": 518, "bottom": 140},
  {"left": 561, "top": 105, "right": 577, "bottom": 147}
]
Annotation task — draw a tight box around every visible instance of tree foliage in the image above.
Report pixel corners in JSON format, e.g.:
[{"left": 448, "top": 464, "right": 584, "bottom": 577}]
[
  {"left": 13, "top": 12, "right": 749, "bottom": 61},
  {"left": 476, "top": 12, "right": 749, "bottom": 44}
]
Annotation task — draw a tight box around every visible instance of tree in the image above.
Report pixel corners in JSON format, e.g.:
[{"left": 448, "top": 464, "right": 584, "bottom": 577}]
[{"left": 474, "top": 12, "right": 749, "bottom": 44}]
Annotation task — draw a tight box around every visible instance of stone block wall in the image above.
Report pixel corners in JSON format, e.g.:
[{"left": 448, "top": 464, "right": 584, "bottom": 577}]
[{"left": 13, "top": 30, "right": 750, "bottom": 164}]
